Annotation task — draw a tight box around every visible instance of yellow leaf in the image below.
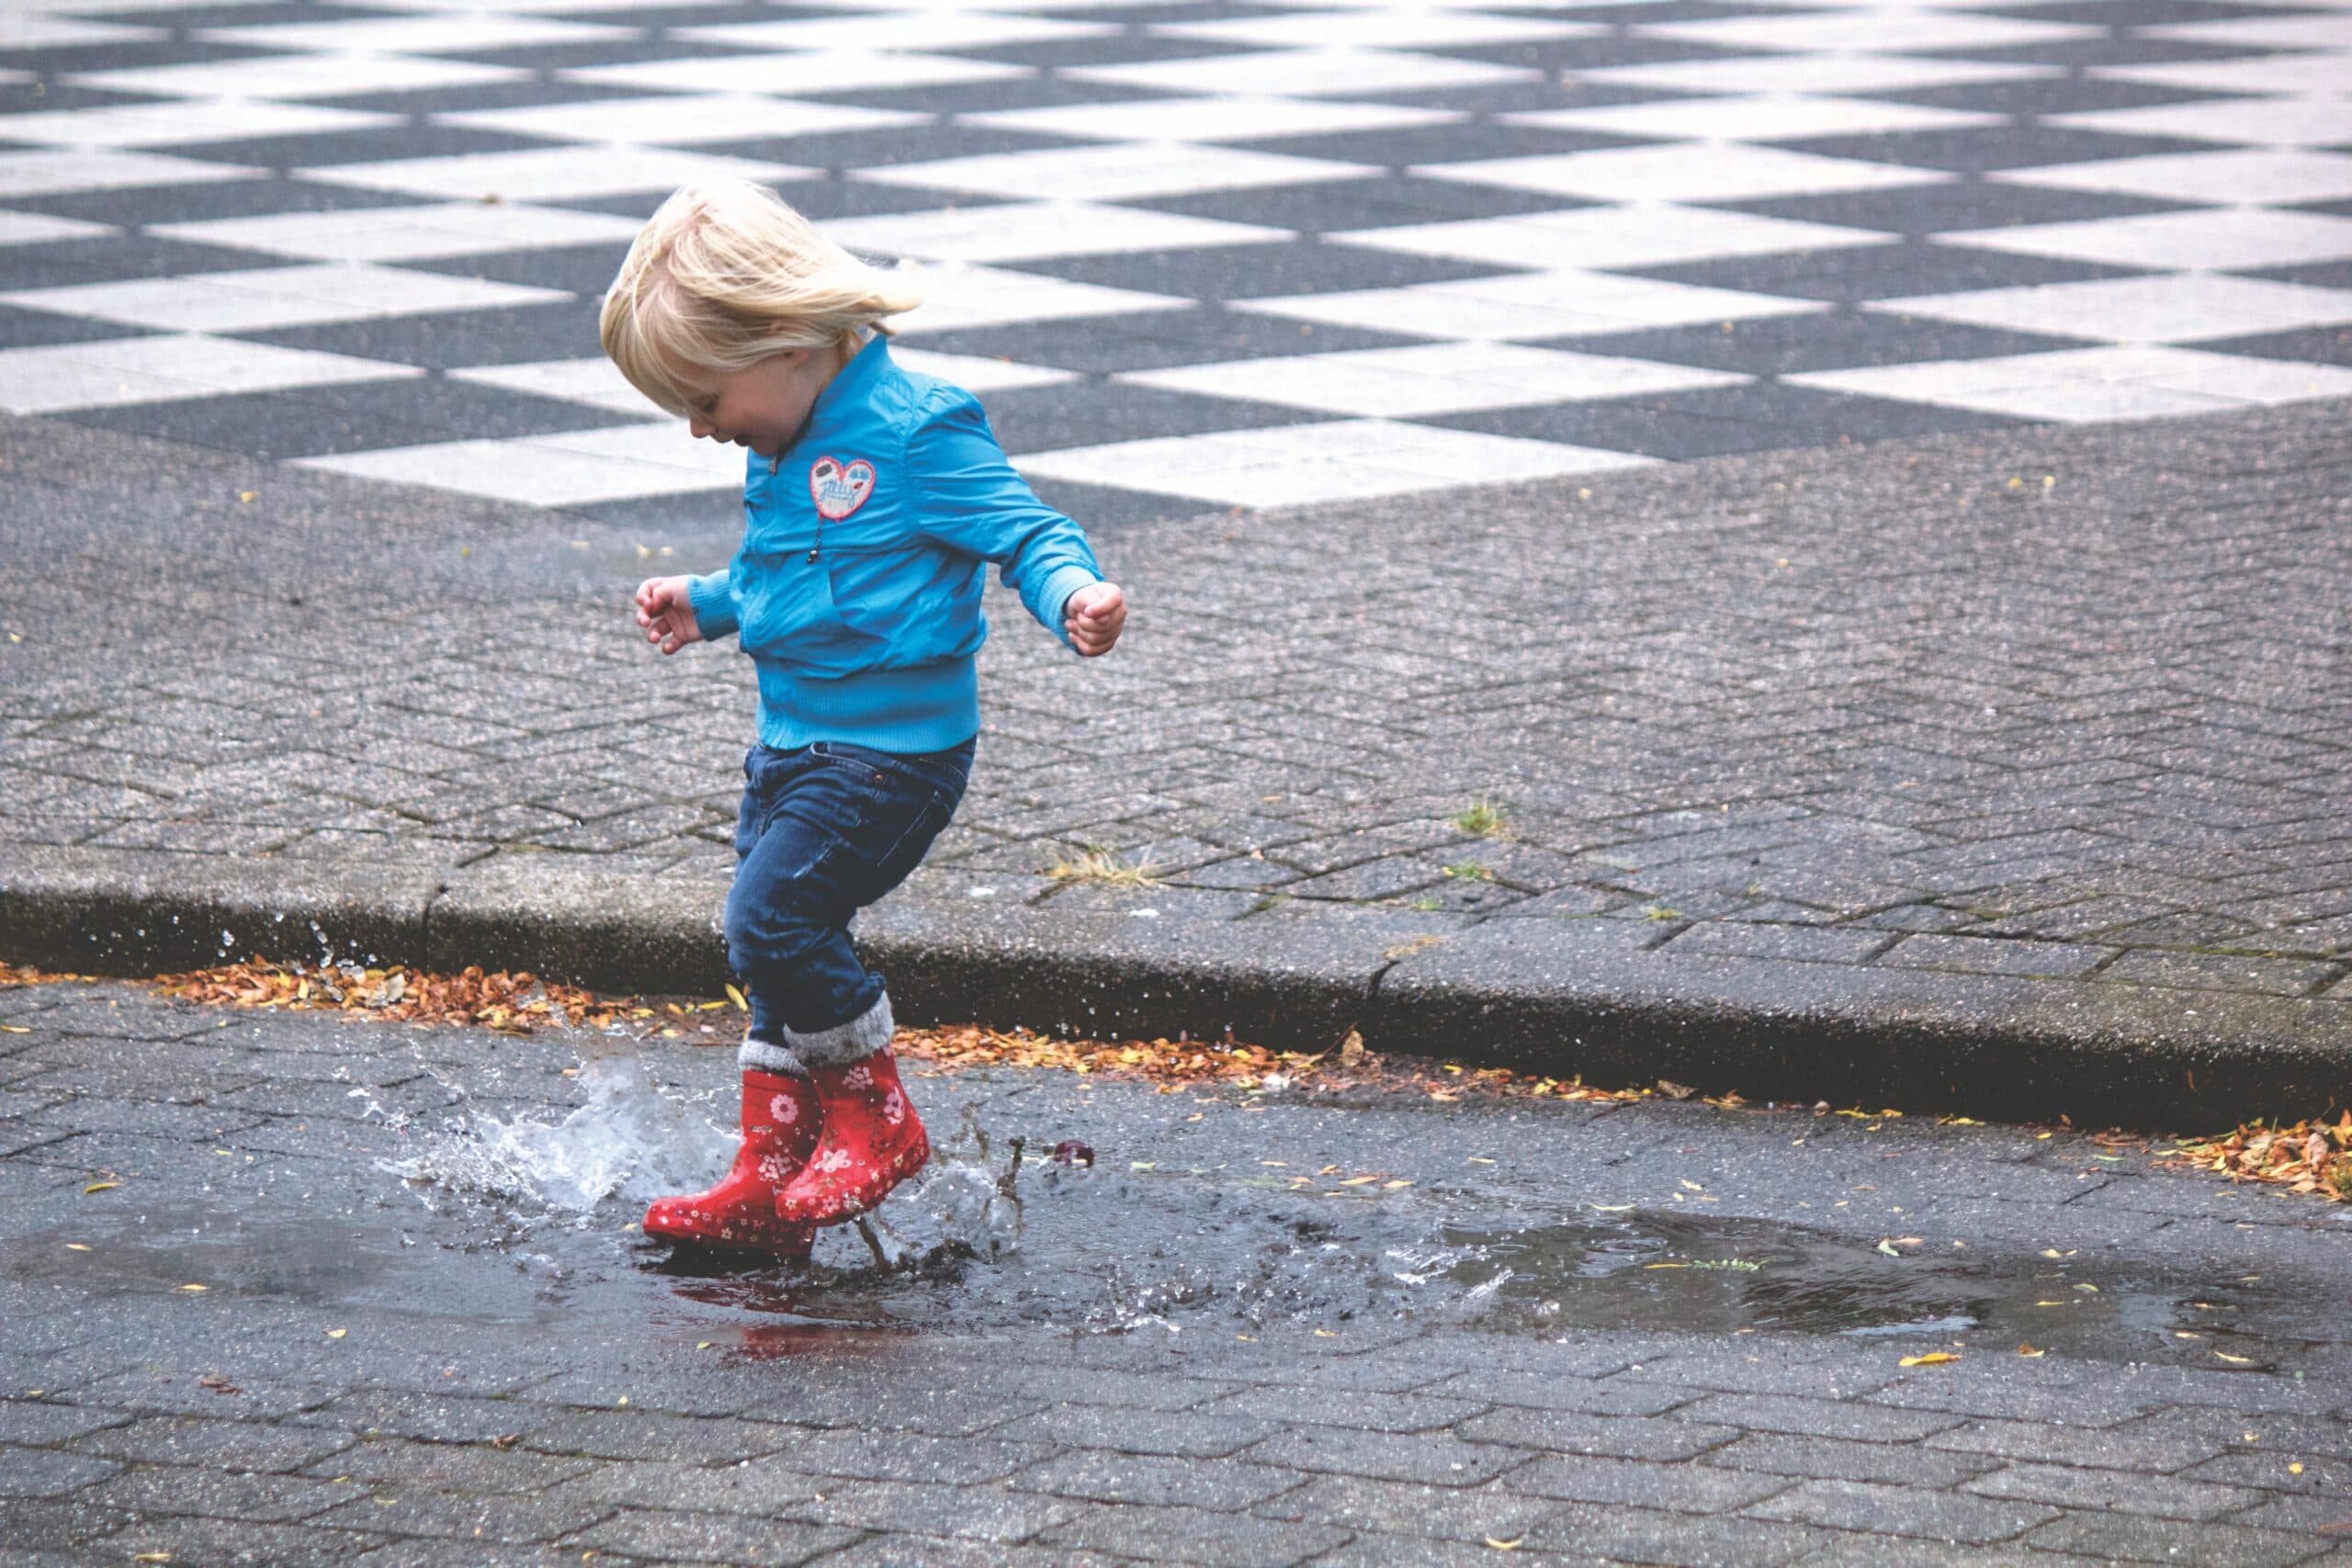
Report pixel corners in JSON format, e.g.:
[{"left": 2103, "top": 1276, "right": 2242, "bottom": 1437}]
[
  {"left": 2216, "top": 1352, "right": 2256, "bottom": 1365},
  {"left": 1339, "top": 1174, "right": 1382, "bottom": 1186},
  {"left": 1313, "top": 1329, "right": 1338, "bottom": 1337},
  {"left": 134, "top": 1554, "right": 173, "bottom": 1563},
  {"left": 83, "top": 1181, "right": 119, "bottom": 1194},
  {"left": 1384, "top": 1180, "right": 1412, "bottom": 1190},
  {"left": 1467, "top": 1156, "right": 1496, "bottom": 1164},
  {"left": 2018, "top": 1345, "right": 2045, "bottom": 1358},
  {"left": 1590, "top": 1203, "right": 1633, "bottom": 1213},
  {"left": 2035, "top": 1300, "right": 2067, "bottom": 1307},
  {"left": 1899, "top": 1352, "right": 1960, "bottom": 1367},
  {"left": 724, "top": 984, "right": 748, "bottom": 1011},
  {"left": 1485, "top": 1539, "right": 1524, "bottom": 1552},
  {"left": 326, "top": 1328, "right": 346, "bottom": 1339},
  {"left": 64, "top": 1243, "right": 90, "bottom": 1252},
  {"left": 178, "top": 1283, "right": 207, "bottom": 1292},
  {"left": 1680, "top": 1179, "right": 1704, "bottom": 1192},
  {"left": 2291, "top": 1463, "right": 2305, "bottom": 1475}
]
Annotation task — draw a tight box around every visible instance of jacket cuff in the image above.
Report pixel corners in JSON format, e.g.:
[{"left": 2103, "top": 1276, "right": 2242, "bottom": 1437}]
[
  {"left": 686, "top": 570, "right": 739, "bottom": 641},
  {"left": 1039, "top": 564, "right": 1103, "bottom": 648}
]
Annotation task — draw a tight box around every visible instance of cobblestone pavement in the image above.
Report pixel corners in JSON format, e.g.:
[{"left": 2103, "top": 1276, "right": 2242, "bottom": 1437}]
[
  {"left": 6, "top": 393, "right": 2350, "bottom": 1102},
  {"left": 1, "top": 0, "right": 2351, "bottom": 522},
  {"left": 6, "top": 982, "right": 2352, "bottom": 1566}
]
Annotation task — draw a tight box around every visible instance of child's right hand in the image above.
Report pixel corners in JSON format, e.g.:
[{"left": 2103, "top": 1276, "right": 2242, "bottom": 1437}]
[{"left": 635, "top": 575, "right": 702, "bottom": 655}]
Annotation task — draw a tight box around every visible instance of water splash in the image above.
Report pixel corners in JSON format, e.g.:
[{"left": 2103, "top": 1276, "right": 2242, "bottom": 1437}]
[{"left": 381, "top": 1048, "right": 730, "bottom": 1219}]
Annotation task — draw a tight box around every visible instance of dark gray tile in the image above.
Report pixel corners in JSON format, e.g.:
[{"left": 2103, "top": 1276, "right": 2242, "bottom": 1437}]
[
  {"left": 2, "top": 177, "right": 439, "bottom": 229},
  {"left": 945, "top": 34, "right": 1266, "bottom": 69},
  {"left": 2235, "top": 258, "right": 2352, "bottom": 291},
  {"left": 303, "top": 79, "right": 642, "bottom": 117},
  {"left": 1857, "top": 76, "right": 2250, "bottom": 117},
  {"left": 1433, "top": 382, "right": 2024, "bottom": 457},
  {"left": 701, "top": 123, "right": 1087, "bottom": 172},
  {"left": 411, "top": 242, "right": 632, "bottom": 295},
  {"left": 164, "top": 123, "right": 558, "bottom": 172},
  {"left": 1624, "top": 240, "right": 2144, "bottom": 302},
  {"left": 0, "top": 235, "right": 278, "bottom": 292},
  {"left": 1425, "top": 36, "right": 1754, "bottom": 72},
  {"left": 56, "top": 377, "right": 641, "bottom": 460},
  {"left": 1544, "top": 310, "right": 2088, "bottom": 375},
  {"left": 1773, "top": 125, "right": 2231, "bottom": 173},
  {"left": 0, "top": 306, "right": 160, "bottom": 351},
  {"left": 1229, "top": 120, "right": 1659, "bottom": 167},
  {"left": 1723, "top": 180, "right": 2199, "bottom": 236},
  {"left": 235, "top": 299, "right": 604, "bottom": 369},
  {"left": 901, "top": 302, "right": 1428, "bottom": 373},
  {"left": 431, "top": 39, "right": 716, "bottom": 72},
  {"left": 1908, "top": 36, "right": 2288, "bottom": 67},
  {"left": 974, "top": 378, "right": 1317, "bottom": 456},
  {"left": 1022, "top": 474, "right": 1196, "bottom": 528},
  {"left": 2185, "top": 325, "right": 2352, "bottom": 366},
  {"left": 1137, "top": 174, "right": 1594, "bottom": 233},
  {"left": 1011, "top": 238, "right": 1522, "bottom": 300},
  {"left": 797, "top": 76, "right": 1177, "bottom": 116}
]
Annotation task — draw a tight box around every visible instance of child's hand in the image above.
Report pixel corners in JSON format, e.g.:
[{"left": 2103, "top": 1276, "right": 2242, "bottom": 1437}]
[
  {"left": 635, "top": 575, "right": 702, "bottom": 656},
  {"left": 1065, "top": 581, "right": 1125, "bottom": 658}
]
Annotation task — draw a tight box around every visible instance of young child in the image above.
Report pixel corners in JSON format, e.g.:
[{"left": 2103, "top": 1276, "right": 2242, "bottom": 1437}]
[{"left": 599, "top": 179, "right": 1126, "bottom": 1257}]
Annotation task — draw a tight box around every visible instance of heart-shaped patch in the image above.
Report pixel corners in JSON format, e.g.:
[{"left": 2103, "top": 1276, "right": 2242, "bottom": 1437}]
[{"left": 808, "top": 455, "right": 876, "bottom": 521}]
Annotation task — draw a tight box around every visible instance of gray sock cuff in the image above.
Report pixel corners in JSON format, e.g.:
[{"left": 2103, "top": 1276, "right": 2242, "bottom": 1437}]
[
  {"left": 739, "top": 1038, "right": 808, "bottom": 1077},
  {"left": 784, "top": 991, "right": 894, "bottom": 1069}
]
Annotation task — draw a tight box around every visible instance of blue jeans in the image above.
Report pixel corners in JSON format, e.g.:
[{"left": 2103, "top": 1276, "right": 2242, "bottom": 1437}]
[{"left": 725, "top": 738, "right": 973, "bottom": 1046}]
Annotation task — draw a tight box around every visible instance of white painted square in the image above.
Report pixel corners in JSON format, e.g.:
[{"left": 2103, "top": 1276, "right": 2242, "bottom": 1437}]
[
  {"left": 1958, "top": 209, "right": 2352, "bottom": 273},
  {"left": 1152, "top": 10, "right": 1601, "bottom": 48},
  {"left": 0, "top": 264, "right": 566, "bottom": 333},
  {"left": 2001, "top": 149, "right": 2352, "bottom": 208},
  {"left": 66, "top": 53, "right": 529, "bottom": 101},
  {"left": 1065, "top": 48, "right": 1537, "bottom": 99},
  {"left": 1638, "top": 9, "right": 2099, "bottom": 52},
  {"left": 1237, "top": 268, "right": 1820, "bottom": 341},
  {"left": 888, "top": 347, "right": 1080, "bottom": 393},
  {"left": 1121, "top": 340, "right": 1742, "bottom": 415},
  {"left": 0, "top": 98, "right": 401, "bottom": 150},
  {"left": 0, "top": 150, "right": 261, "bottom": 199},
  {"left": 195, "top": 14, "right": 631, "bottom": 52},
  {"left": 1874, "top": 275, "right": 2352, "bottom": 344},
  {"left": 0, "top": 333, "right": 416, "bottom": 414},
  {"left": 825, "top": 200, "right": 1283, "bottom": 265},
  {"left": 1791, "top": 345, "right": 2352, "bottom": 422},
  {"left": 1580, "top": 54, "right": 2062, "bottom": 96},
  {"left": 1507, "top": 94, "right": 2003, "bottom": 142},
  {"left": 0, "top": 211, "right": 116, "bottom": 246},
  {"left": 0, "top": 12, "right": 159, "bottom": 47},
  {"left": 432, "top": 94, "right": 924, "bottom": 148},
  {"left": 1334, "top": 204, "right": 1889, "bottom": 271},
  {"left": 1017, "top": 419, "right": 1650, "bottom": 508},
  {"left": 1426, "top": 143, "right": 1947, "bottom": 203},
  {"left": 2049, "top": 96, "right": 2352, "bottom": 149},
  {"left": 673, "top": 11, "right": 1115, "bottom": 51},
  {"left": 863, "top": 142, "right": 1374, "bottom": 202},
  {"left": 560, "top": 51, "right": 1028, "bottom": 96},
  {"left": 450, "top": 356, "right": 653, "bottom": 414},
  {"left": 154, "top": 202, "right": 645, "bottom": 264},
  {"left": 891, "top": 264, "right": 1185, "bottom": 333},
  {"left": 299, "top": 427, "right": 741, "bottom": 507},
  {"left": 306, "top": 146, "right": 816, "bottom": 203},
  {"left": 960, "top": 96, "right": 1461, "bottom": 146}
]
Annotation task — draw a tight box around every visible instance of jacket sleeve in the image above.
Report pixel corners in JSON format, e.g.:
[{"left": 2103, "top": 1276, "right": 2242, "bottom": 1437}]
[
  {"left": 685, "top": 569, "right": 740, "bottom": 641},
  {"left": 908, "top": 393, "right": 1102, "bottom": 648}
]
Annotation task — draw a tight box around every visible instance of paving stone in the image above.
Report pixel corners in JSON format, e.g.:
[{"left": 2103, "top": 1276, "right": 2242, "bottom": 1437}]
[
  {"left": 74, "top": 1413, "right": 356, "bottom": 1473},
  {"left": 78, "top": 1463, "right": 361, "bottom": 1520},
  {"left": 1035, "top": 1501, "right": 1352, "bottom": 1567},
  {"left": 1924, "top": 1415, "right": 2231, "bottom": 1472},
  {"left": 1962, "top": 1458, "right": 2262, "bottom": 1519},
  {"left": 1745, "top": 1476, "right": 2063, "bottom": 1544},
  {"left": 311, "top": 1485, "right": 613, "bottom": 1544},
  {"left": 1677, "top": 1393, "right": 1965, "bottom": 1443},
  {"left": 1703, "top": 1431, "right": 1996, "bottom": 1488},
  {"left": 991, "top": 1404, "right": 1283, "bottom": 1460},
  {"left": 1456, "top": 1407, "right": 1740, "bottom": 1461},
  {"left": 566, "top": 1506, "right": 864, "bottom": 1566},
  {"left": 1521, "top": 1501, "right": 1831, "bottom": 1566},
  {"left": 0, "top": 1445, "right": 120, "bottom": 1497},
  {"left": 1244, "top": 1424, "right": 1532, "bottom": 1486},
  {"left": 1010, "top": 1449, "right": 1306, "bottom": 1511},
  {"left": 1511, "top": 1452, "right": 1796, "bottom": 1513},
  {"left": 2020, "top": 1508, "right": 2332, "bottom": 1568}
]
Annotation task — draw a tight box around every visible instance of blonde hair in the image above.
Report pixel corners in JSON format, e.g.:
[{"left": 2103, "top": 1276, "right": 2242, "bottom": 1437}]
[{"left": 600, "top": 178, "right": 922, "bottom": 417}]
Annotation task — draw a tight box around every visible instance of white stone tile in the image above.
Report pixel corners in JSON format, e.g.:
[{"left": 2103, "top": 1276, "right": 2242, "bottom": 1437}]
[
  {"left": 960, "top": 95, "right": 1461, "bottom": 146},
  {"left": 2001, "top": 149, "right": 2352, "bottom": 207},
  {"left": 0, "top": 98, "right": 401, "bottom": 149},
  {"left": 1874, "top": 274, "right": 2352, "bottom": 344},
  {"left": 1236, "top": 268, "right": 1819, "bottom": 340},
  {"left": 1957, "top": 209, "right": 2352, "bottom": 272},
  {"left": 891, "top": 264, "right": 1185, "bottom": 333},
  {"left": 306, "top": 146, "right": 816, "bottom": 203},
  {"left": 194, "top": 14, "right": 631, "bottom": 51},
  {"left": 888, "top": 347, "right": 1080, "bottom": 393},
  {"left": 154, "top": 202, "right": 646, "bottom": 264},
  {"left": 825, "top": 200, "right": 1284, "bottom": 264},
  {"left": 1580, "top": 53, "right": 2061, "bottom": 96},
  {"left": 1507, "top": 94, "right": 2002, "bottom": 141},
  {"left": 862, "top": 142, "right": 1373, "bottom": 202},
  {"left": 2091, "top": 54, "right": 2352, "bottom": 97},
  {"left": 2049, "top": 96, "right": 2352, "bottom": 149},
  {"left": 432, "top": 94, "right": 923, "bottom": 147},
  {"left": 674, "top": 11, "right": 1115, "bottom": 50},
  {"left": 353, "top": 0, "right": 710, "bottom": 11},
  {"left": 0, "top": 263, "right": 566, "bottom": 333},
  {"left": 0, "top": 12, "right": 159, "bottom": 47},
  {"left": 1152, "top": 9, "right": 1602, "bottom": 48},
  {"left": 1121, "top": 340, "right": 1741, "bottom": 415},
  {"left": 0, "top": 150, "right": 261, "bottom": 199},
  {"left": 449, "top": 356, "right": 653, "bottom": 414},
  {"left": 298, "top": 430, "right": 738, "bottom": 507},
  {"left": 1425, "top": 142, "right": 1946, "bottom": 203},
  {"left": 1334, "top": 203, "right": 1888, "bottom": 271},
  {"left": 67, "top": 53, "right": 528, "bottom": 101},
  {"left": 560, "top": 51, "right": 1028, "bottom": 96},
  {"left": 1065, "top": 47, "right": 1537, "bottom": 99},
  {"left": 0, "top": 333, "right": 416, "bottom": 414},
  {"left": 0, "top": 211, "right": 116, "bottom": 246},
  {"left": 1789, "top": 345, "right": 2352, "bottom": 422},
  {"left": 32, "top": 0, "right": 274, "bottom": 10},
  {"left": 1017, "top": 419, "right": 1650, "bottom": 507},
  {"left": 1637, "top": 8, "right": 2099, "bottom": 52}
]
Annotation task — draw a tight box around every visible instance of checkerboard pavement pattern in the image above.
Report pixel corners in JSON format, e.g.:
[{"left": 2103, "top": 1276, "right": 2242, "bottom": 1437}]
[{"left": 1, "top": 0, "right": 2349, "bottom": 525}]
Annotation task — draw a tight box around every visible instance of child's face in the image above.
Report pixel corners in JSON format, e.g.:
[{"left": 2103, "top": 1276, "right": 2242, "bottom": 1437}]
[{"left": 676, "top": 347, "right": 831, "bottom": 458}]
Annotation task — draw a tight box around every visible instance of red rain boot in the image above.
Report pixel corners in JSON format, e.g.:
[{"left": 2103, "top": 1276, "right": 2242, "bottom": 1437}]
[
  {"left": 772, "top": 1048, "right": 930, "bottom": 1225},
  {"left": 643, "top": 1069, "right": 820, "bottom": 1258}
]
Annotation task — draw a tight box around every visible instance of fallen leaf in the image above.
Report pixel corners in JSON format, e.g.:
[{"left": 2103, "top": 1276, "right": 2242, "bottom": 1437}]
[
  {"left": 724, "top": 984, "right": 748, "bottom": 1012},
  {"left": 1485, "top": 1539, "right": 1524, "bottom": 1552},
  {"left": 2018, "top": 1345, "right": 2045, "bottom": 1358},
  {"left": 1643, "top": 1263, "right": 1690, "bottom": 1270},
  {"left": 1899, "top": 1352, "right": 1960, "bottom": 1367},
  {"left": 64, "top": 1243, "right": 90, "bottom": 1252},
  {"left": 2291, "top": 1463, "right": 2306, "bottom": 1475},
  {"left": 1657, "top": 1079, "right": 1695, "bottom": 1100},
  {"left": 1679, "top": 1179, "right": 1704, "bottom": 1192},
  {"left": 178, "top": 1283, "right": 208, "bottom": 1292},
  {"left": 326, "top": 1328, "right": 346, "bottom": 1339},
  {"left": 2216, "top": 1352, "right": 2256, "bottom": 1365},
  {"left": 1339, "top": 1175, "right": 1382, "bottom": 1187},
  {"left": 83, "top": 1181, "right": 119, "bottom": 1194}
]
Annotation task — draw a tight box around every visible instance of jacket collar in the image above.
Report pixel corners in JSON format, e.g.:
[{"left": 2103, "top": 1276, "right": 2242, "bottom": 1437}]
[{"left": 782, "top": 333, "right": 891, "bottom": 464}]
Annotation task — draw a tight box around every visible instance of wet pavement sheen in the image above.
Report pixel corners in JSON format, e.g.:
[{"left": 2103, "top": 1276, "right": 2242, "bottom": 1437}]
[{"left": 6, "top": 983, "right": 2352, "bottom": 1565}]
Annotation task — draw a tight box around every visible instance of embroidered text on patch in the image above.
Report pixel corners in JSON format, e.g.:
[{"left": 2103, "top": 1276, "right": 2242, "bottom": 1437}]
[{"left": 808, "top": 456, "right": 876, "bottom": 521}]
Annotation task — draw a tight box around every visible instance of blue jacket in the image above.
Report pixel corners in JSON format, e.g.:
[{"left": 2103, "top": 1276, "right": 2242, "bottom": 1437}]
[{"left": 686, "top": 336, "right": 1103, "bottom": 754}]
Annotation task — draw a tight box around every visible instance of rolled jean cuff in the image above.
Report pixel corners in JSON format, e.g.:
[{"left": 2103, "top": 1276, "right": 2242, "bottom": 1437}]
[
  {"left": 738, "top": 1038, "right": 808, "bottom": 1077},
  {"left": 784, "top": 990, "right": 894, "bottom": 1068}
]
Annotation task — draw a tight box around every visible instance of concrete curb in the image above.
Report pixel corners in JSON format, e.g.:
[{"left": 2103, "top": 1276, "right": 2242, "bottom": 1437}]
[{"left": 6, "top": 844, "right": 2346, "bottom": 1130}]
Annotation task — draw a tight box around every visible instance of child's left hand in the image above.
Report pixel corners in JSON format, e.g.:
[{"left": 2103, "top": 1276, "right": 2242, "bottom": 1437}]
[{"left": 1065, "top": 582, "right": 1126, "bottom": 658}]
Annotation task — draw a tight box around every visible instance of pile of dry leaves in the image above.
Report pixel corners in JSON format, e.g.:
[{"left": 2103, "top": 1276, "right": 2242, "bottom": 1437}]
[{"left": 2161, "top": 1115, "right": 2352, "bottom": 1201}]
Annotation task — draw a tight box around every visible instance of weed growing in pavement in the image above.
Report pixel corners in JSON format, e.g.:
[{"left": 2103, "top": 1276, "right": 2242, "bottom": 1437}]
[
  {"left": 1453, "top": 801, "right": 1507, "bottom": 837},
  {"left": 1442, "top": 863, "right": 1493, "bottom": 881},
  {"left": 1045, "top": 844, "right": 1162, "bottom": 888}
]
